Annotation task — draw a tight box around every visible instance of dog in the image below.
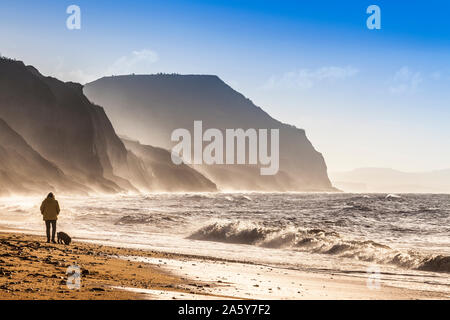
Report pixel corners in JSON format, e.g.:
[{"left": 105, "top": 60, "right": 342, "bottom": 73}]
[{"left": 57, "top": 232, "right": 72, "bottom": 245}]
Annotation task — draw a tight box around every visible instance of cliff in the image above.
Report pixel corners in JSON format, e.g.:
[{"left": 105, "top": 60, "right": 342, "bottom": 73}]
[
  {"left": 0, "top": 58, "right": 215, "bottom": 195},
  {"left": 122, "top": 138, "right": 216, "bottom": 192},
  {"left": 85, "top": 74, "right": 334, "bottom": 191},
  {"left": 0, "top": 118, "right": 85, "bottom": 196}
]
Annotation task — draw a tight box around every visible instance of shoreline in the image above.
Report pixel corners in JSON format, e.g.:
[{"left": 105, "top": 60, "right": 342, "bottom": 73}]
[{"left": 0, "top": 231, "right": 448, "bottom": 300}]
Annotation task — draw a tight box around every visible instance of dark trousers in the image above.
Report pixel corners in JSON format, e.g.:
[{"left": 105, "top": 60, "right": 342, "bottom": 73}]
[{"left": 45, "top": 220, "right": 57, "bottom": 242}]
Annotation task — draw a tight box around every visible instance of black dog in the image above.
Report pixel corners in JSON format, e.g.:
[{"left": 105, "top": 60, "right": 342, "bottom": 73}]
[{"left": 57, "top": 232, "right": 72, "bottom": 245}]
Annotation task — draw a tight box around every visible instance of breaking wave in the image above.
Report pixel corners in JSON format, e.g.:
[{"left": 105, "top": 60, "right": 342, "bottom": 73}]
[
  {"left": 188, "top": 221, "right": 450, "bottom": 273},
  {"left": 115, "top": 213, "right": 178, "bottom": 225},
  {"left": 385, "top": 194, "right": 402, "bottom": 200}
]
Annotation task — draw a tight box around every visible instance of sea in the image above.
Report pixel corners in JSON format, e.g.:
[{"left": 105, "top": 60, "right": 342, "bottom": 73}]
[{"left": 0, "top": 192, "right": 449, "bottom": 293}]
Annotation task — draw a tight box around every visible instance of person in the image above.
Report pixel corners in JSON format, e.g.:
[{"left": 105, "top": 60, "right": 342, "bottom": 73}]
[{"left": 40, "top": 193, "right": 60, "bottom": 243}]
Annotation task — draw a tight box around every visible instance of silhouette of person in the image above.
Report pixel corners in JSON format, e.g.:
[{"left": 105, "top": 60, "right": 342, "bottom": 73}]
[{"left": 40, "top": 193, "right": 60, "bottom": 243}]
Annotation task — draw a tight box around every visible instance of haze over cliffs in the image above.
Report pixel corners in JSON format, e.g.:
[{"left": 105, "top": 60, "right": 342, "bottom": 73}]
[
  {"left": 0, "top": 58, "right": 216, "bottom": 196},
  {"left": 84, "top": 74, "right": 334, "bottom": 191},
  {"left": 122, "top": 138, "right": 216, "bottom": 192},
  {"left": 0, "top": 57, "right": 333, "bottom": 194},
  {"left": 0, "top": 118, "right": 84, "bottom": 195}
]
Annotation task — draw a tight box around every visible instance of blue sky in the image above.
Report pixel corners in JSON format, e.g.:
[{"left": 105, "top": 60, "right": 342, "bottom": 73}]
[{"left": 1, "top": 0, "right": 449, "bottom": 172}]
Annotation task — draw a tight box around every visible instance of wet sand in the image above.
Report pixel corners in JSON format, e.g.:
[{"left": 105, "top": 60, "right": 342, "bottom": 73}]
[
  {"left": 0, "top": 232, "right": 448, "bottom": 300},
  {"left": 125, "top": 256, "right": 449, "bottom": 300}
]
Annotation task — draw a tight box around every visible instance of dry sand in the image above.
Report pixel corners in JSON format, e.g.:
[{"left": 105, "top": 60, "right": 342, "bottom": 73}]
[
  {"left": 0, "top": 232, "right": 448, "bottom": 300},
  {"left": 0, "top": 232, "right": 209, "bottom": 300}
]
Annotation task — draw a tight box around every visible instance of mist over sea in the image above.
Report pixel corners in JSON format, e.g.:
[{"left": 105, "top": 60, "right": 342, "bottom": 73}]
[{"left": 1, "top": 193, "right": 449, "bottom": 292}]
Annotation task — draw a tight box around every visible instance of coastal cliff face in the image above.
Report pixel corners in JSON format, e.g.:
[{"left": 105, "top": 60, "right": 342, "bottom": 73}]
[
  {"left": 0, "top": 58, "right": 138, "bottom": 193},
  {"left": 0, "top": 118, "right": 86, "bottom": 196},
  {"left": 122, "top": 138, "right": 216, "bottom": 192},
  {"left": 85, "top": 75, "right": 334, "bottom": 191},
  {"left": 0, "top": 58, "right": 216, "bottom": 195}
]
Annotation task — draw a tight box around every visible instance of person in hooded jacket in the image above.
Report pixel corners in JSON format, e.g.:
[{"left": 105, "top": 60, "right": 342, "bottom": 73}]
[{"left": 40, "top": 193, "right": 60, "bottom": 243}]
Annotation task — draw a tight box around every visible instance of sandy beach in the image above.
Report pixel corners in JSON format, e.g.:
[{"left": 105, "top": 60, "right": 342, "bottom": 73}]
[
  {"left": 0, "top": 231, "right": 204, "bottom": 300},
  {"left": 0, "top": 231, "right": 448, "bottom": 300}
]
